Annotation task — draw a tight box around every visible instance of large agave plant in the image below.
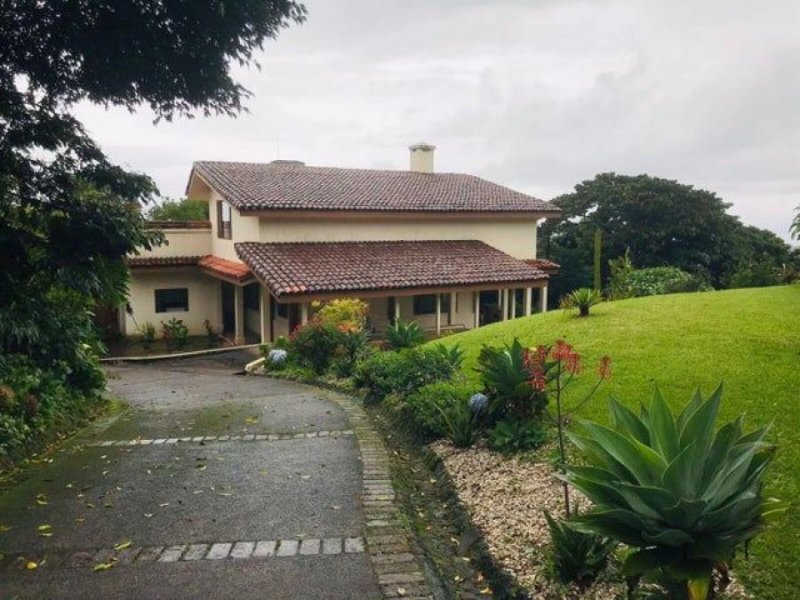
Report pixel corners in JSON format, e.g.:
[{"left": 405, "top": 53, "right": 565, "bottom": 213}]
[{"left": 565, "top": 385, "right": 786, "bottom": 600}]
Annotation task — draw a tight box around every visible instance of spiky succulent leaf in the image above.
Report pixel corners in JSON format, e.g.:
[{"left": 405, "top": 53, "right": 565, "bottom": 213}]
[{"left": 565, "top": 386, "right": 786, "bottom": 591}]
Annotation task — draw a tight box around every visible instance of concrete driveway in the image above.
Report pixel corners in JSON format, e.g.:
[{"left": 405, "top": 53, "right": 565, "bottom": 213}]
[{"left": 0, "top": 354, "right": 401, "bottom": 599}]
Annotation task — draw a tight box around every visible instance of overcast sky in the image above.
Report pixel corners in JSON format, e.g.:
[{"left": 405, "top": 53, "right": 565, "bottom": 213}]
[{"left": 75, "top": 0, "right": 799, "bottom": 241}]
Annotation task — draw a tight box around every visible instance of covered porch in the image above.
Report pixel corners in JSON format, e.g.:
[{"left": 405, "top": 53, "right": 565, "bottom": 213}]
[{"left": 234, "top": 239, "right": 552, "bottom": 344}]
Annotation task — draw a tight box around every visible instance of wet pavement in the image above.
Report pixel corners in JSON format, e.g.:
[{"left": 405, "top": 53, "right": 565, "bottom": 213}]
[{"left": 0, "top": 354, "right": 382, "bottom": 599}]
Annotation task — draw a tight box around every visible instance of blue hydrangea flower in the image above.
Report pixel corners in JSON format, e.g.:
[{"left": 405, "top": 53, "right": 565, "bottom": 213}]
[
  {"left": 268, "top": 348, "right": 288, "bottom": 365},
  {"left": 468, "top": 393, "right": 489, "bottom": 414}
]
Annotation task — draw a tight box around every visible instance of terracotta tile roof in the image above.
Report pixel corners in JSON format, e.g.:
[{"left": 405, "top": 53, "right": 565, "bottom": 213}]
[
  {"left": 147, "top": 220, "right": 211, "bottom": 230},
  {"left": 191, "top": 161, "right": 560, "bottom": 214},
  {"left": 235, "top": 240, "right": 549, "bottom": 298},
  {"left": 198, "top": 255, "right": 252, "bottom": 282},
  {"left": 524, "top": 258, "right": 560, "bottom": 273},
  {"left": 127, "top": 256, "right": 201, "bottom": 268}
]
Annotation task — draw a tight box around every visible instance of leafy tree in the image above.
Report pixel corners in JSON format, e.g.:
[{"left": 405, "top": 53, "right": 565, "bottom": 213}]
[
  {"left": 539, "top": 173, "right": 792, "bottom": 298},
  {"left": 1, "top": 1, "right": 305, "bottom": 365},
  {"left": 147, "top": 198, "right": 209, "bottom": 221}
]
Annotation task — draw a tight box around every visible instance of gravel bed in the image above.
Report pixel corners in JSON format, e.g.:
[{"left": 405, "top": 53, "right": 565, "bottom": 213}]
[{"left": 432, "top": 441, "right": 750, "bottom": 600}]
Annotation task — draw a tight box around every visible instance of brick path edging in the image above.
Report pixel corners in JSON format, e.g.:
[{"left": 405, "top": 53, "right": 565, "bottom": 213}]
[{"left": 319, "top": 389, "right": 435, "bottom": 600}]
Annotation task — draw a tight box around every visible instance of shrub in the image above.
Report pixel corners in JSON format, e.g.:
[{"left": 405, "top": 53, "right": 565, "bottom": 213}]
[
  {"left": 434, "top": 342, "right": 465, "bottom": 370},
  {"left": 727, "top": 260, "right": 781, "bottom": 289},
  {"left": 566, "top": 386, "right": 786, "bottom": 599},
  {"left": 545, "top": 509, "right": 616, "bottom": 583},
  {"left": 139, "top": 321, "right": 156, "bottom": 347},
  {"left": 406, "top": 380, "right": 478, "bottom": 436},
  {"left": 273, "top": 335, "right": 290, "bottom": 350},
  {"left": 353, "top": 346, "right": 456, "bottom": 401},
  {"left": 488, "top": 419, "right": 547, "bottom": 453},
  {"left": 0, "top": 354, "right": 105, "bottom": 458},
  {"left": 313, "top": 298, "right": 369, "bottom": 331},
  {"left": 621, "top": 267, "right": 709, "bottom": 298},
  {"left": 385, "top": 318, "right": 425, "bottom": 349},
  {"left": 560, "top": 288, "right": 602, "bottom": 317},
  {"left": 161, "top": 318, "right": 188, "bottom": 350},
  {"left": 476, "top": 338, "right": 546, "bottom": 421},
  {"left": 289, "top": 321, "right": 342, "bottom": 374},
  {"left": 431, "top": 394, "right": 478, "bottom": 448}
]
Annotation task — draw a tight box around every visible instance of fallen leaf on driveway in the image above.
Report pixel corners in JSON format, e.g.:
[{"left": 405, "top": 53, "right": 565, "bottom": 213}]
[
  {"left": 93, "top": 561, "right": 115, "bottom": 571},
  {"left": 143, "top": 513, "right": 154, "bottom": 518},
  {"left": 114, "top": 540, "right": 131, "bottom": 551},
  {"left": 0, "top": 524, "right": 12, "bottom": 532},
  {"left": 38, "top": 525, "right": 53, "bottom": 533},
  {"left": 26, "top": 561, "right": 38, "bottom": 570}
]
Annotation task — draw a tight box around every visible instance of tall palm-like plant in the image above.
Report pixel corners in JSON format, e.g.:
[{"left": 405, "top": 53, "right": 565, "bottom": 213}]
[
  {"left": 565, "top": 386, "right": 786, "bottom": 599},
  {"left": 561, "top": 288, "right": 602, "bottom": 317}
]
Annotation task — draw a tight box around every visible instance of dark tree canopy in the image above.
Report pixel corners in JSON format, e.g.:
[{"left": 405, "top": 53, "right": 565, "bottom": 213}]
[
  {"left": 539, "top": 173, "right": 794, "bottom": 299},
  {"left": 0, "top": 0, "right": 305, "bottom": 361}
]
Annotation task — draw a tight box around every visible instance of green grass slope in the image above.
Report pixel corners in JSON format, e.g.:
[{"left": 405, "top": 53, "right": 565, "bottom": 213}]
[{"left": 434, "top": 285, "right": 800, "bottom": 598}]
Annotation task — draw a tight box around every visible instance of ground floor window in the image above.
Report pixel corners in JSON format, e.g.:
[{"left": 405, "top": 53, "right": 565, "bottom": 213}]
[
  {"left": 155, "top": 288, "right": 189, "bottom": 313},
  {"left": 413, "top": 293, "right": 450, "bottom": 315}
]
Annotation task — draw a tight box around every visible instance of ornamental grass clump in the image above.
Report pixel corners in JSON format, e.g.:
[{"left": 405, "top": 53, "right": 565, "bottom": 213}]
[{"left": 565, "top": 386, "right": 786, "bottom": 600}]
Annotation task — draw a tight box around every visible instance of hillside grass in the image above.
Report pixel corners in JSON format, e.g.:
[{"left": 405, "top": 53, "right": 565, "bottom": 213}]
[{"left": 433, "top": 285, "right": 800, "bottom": 599}]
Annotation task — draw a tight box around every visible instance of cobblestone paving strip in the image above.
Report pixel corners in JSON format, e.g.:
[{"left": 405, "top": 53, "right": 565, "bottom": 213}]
[
  {"left": 3, "top": 537, "right": 365, "bottom": 572},
  {"left": 319, "top": 390, "right": 435, "bottom": 600},
  {"left": 84, "top": 430, "right": 355, "bottom": 447}
]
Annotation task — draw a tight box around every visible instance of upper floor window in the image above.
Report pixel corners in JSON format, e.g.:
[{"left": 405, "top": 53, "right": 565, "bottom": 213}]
[
  {"left": 413, "top": 294, "right": 450, "bottom": 315},
  {"left": 155, "top": 288, "right": 189, "bottom": 313},
  {"left": 216, "top": 200, "right": 232, "bottom": 240}
]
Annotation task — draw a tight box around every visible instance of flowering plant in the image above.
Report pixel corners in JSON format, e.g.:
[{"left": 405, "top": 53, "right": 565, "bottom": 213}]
[
  {"left": 524, "top": 340, "right": 611, "bottom": 516},
  {"left": 267, "top": 348, "right": 288, "bottom": 366}
]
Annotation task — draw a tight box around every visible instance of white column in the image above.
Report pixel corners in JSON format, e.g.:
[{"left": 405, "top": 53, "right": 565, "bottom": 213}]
[
  {"left": 501, "top": 289, "right": 509, "bottom": 321},
  {"left": 259, "top": 286, "right": 271, "bottom": 344},
  {"left": 473, "top": 292, "right": 480, "bottom": 328},
  {"left": 300, "top": 302, "right": 309, "bottom": 325},
  {"left": 216, "top": 281, "right": 225, "bottom": 333},
  {"left": 524, "top": 287, "right": 532, "bottom": 316},
  {"left": 234, "top": 285, "right": 245, "bottom": 344},
  {"left": 435, "top": 293, "right": 442, "bottom": 335},
  {"left": 394, "top": 296, "right": 401, "bottom": 322},
  {"left": 448, "top": 292, "right": 456, "bottom": 326},
  {"left": 510, "top": 289, "right": 517, "bottom": 319},
  {"left": 539, "top": 286, "right": 549, "bottom": 313}
]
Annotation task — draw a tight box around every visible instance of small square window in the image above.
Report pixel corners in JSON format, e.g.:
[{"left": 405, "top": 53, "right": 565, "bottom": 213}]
[
  {"left": 413, "top": 294, "right": 450, "bottom": 316},
  {"left": 155, "top": 288, "right": 189, "bottom": 313},
  {"left": 274, "top": 301, "right": 288, "bottom": 319}
]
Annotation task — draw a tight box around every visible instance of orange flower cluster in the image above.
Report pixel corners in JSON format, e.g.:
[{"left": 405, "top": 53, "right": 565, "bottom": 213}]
[{"left": 524, "top": 339, "right": 612, "bottom": 392}]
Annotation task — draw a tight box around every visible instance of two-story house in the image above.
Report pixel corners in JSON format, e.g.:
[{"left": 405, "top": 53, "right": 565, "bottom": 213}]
[{"left": 123, "top": 144, "right": 560, "bottom": 344}]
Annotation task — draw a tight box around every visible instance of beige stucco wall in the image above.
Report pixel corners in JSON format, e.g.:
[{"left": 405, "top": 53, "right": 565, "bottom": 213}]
[
  {"left": 135, "top": 229, "right": 212, "bottom": 258},
  {"left": 208, "top": 189, "right": 260, "bottom": 261},
  {"left": 126, "top": 270, "right": 221, "bottom": 337},
  {"left": 258, "top": 217, "right": 538, "bottom": 259}
]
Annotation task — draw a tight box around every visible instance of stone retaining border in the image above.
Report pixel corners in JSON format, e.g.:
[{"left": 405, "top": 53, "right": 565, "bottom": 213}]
[
  {"left": 85, "top": 430, "right": 354, "bottom": 446},
  {"left": 3, "top": 537, "right": 365, "bottom": 571},
  {"left": 318, "top": 389, "right": 435, "bottom": 600}
]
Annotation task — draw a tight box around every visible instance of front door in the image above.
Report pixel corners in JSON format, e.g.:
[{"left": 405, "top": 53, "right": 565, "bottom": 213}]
[{"left": 221, "top": 282, "right": 235, "bottom": 333}]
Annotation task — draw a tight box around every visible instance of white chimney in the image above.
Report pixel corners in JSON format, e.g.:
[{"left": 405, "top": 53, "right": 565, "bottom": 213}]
[{"left": 409, "top": 142, "right": 436, "bottom": 173}]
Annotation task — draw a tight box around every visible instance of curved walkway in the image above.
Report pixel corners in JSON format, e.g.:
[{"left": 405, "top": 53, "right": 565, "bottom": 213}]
[{"left": 0, "top": 356, "right": 432, "bottom": 599}]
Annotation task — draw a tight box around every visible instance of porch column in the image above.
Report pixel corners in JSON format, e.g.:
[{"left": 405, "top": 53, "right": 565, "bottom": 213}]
[
  {"left": 435, "top": 293, "right": 442, "bottom": 336},
  {"left": 524, "top": 287, "right": 532, "bottom": 316},
  {"left": 539, "top": 286, "right": 549, "bottom": 313},
  {"left": 473, "top": 292, "right": 480, "bottom": 328},
  {"left": 448, "top": 292, "right": 456, "bottom": 326},
  {"left": 510, "top": 289, "right": 517, "bottom": 319},
  {"left": 300, "top": 302, "right": 309, "bottom": 325},
  {"left": 234, "top": 285, "right": 245, "bottom": 345},
  {"left": 259, "top": 286, "right": 271, "bottom": 344},
  {"left": 501, "top": 289, "right": 509, "bottom": 321},
  {"left": 394, "top": 297, "right": 401, "bottom": 322}
]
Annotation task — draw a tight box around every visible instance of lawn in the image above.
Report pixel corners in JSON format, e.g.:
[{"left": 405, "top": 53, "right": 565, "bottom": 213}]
[{"left": 433, "top": 285, "right": 800, "bottom": 599}]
